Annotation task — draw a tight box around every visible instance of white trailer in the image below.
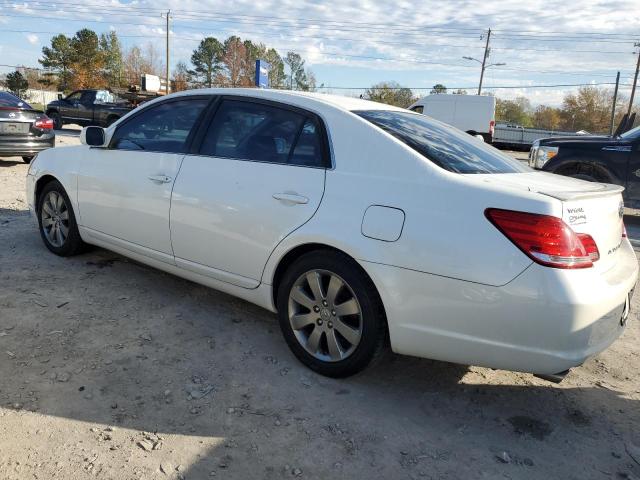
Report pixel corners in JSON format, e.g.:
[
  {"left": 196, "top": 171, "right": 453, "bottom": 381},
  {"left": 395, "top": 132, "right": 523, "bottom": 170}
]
[{"left": 409, "top": 94, "right": 496, "bottom": 142}]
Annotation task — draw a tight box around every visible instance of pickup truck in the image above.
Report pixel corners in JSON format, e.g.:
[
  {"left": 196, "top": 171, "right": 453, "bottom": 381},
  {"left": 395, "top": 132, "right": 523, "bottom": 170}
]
[
  {"left": 45, "top": 89, "right": 133, "bottom": 129},
  {"left": 530, "top": 123, "right": 640, "bottom": 208}
]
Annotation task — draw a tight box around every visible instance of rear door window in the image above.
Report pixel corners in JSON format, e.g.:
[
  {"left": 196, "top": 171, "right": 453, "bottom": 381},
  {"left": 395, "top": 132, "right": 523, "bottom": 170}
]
[
  {"left": 355, "top": 110, "right": 530, "bottom": 174},
  {"left": 200, "top": 99, "right": 328, "bottom": 167}
]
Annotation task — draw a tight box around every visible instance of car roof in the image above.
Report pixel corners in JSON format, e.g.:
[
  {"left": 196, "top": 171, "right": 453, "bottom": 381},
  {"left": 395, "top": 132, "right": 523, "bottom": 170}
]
[{"left": 169, "top": 88, "right": 406, "bottom": 114}]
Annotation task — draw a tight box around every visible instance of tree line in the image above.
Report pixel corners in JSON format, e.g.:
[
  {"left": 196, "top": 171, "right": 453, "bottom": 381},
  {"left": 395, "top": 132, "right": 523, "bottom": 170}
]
[
  {"left": 363, "top": 81, "right": 634, "bottom": 134},
  {"left": 494, "top": 88, "right": 629, "bottom": 134},
  {"left": 3, "top": 29, "right": 317, "bottom": 93}
]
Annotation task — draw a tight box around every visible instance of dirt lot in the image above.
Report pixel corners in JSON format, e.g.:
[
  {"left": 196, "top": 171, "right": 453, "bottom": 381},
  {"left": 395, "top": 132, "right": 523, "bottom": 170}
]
[{"left": 1, "top": 134, "right": 640, "bottom": 480}]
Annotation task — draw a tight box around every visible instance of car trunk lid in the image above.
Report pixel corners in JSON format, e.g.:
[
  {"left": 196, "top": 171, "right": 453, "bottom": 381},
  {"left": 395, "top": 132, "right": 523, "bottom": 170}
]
[
  {"left": 475, "top": 171, "right": 625, "bottom": 273},
  {"left": 0, "top": 108, "right": 41, "bottom": 137}
]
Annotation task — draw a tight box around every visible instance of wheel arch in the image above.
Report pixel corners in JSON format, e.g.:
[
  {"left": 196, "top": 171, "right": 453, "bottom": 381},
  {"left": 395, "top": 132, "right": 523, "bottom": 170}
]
[
  {"left": 34, "top": 174, "right": 61, "bottom": 207},
  {"left": 547, "top": 158, "right": 619, "bottom": 184},
  {"left": 269, "top": 242, "right": 386, "bottom": 323}
]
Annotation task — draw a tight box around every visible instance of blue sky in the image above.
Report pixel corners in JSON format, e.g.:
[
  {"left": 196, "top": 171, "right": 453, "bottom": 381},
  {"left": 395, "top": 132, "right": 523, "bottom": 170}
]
[{"left": 0, "top": 0, "right": 639, "bottom": 106}]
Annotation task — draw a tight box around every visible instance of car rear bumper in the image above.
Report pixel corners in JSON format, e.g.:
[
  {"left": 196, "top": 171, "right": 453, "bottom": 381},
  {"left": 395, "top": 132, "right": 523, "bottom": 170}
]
[
  {"left": 0, "top": 135, "right": 55, "bottom": 157},
  {"left": 363, "top": 239, "right": 638, "bottom": 375}
]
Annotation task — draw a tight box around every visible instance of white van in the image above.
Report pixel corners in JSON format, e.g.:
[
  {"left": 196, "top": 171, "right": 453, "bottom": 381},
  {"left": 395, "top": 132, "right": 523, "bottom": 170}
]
[{"left": 409, "top": 94, "right": 496, "bottom": 143}]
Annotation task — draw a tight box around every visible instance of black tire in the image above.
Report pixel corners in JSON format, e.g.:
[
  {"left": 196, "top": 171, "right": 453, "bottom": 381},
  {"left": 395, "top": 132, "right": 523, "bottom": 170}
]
[
  {"left": 276, "top": 250, "right": 387, "bottom": 378},
  {"left": 37, "top": 179, "right": 86, "bottom": 256},
  {"left": 48, "top": 111, "right": 62, "bottom": 130},
  {"left": 22, "top": 156, "right": 34, "bottom": 164}
]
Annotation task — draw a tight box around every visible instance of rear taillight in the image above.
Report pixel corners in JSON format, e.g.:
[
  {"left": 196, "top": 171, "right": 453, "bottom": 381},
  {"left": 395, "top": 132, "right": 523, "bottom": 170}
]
[
  {"left": 35, "top": 118, "right": 54, "bottom": 129},
  {"left": 623, "top": 224, "right": 627, "bottom": 238},
  {"left": 576, "top": 233, "right": 600, "bottom": 262},
  {"left": 485, "top": 208, "right": 599, "bottom": 269},
  {"left": 489, "top": 120, "right": 495, "bottom": 136}
]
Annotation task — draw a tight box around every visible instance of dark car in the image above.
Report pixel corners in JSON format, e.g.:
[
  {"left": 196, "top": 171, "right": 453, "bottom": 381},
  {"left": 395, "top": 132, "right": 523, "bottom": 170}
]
[
  {"left": 0, "top": 91, "right": 55, "bottom": 163},
  {"left": 530, "top": 124, "right": 640, "bottom": 208},
  {"left": 46, "top": 89, "right": 133, "bottom": 129}
]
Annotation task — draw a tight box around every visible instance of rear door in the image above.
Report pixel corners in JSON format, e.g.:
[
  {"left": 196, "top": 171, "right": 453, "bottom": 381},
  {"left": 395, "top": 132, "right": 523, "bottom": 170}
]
[
  {"left": 76, "top": 91, "right": 96, "bottom": 123},
  {"left": 170, "top": 97, "right": 328, "bottom": 288},
  {"left": 77, "top": 96, "right": 211, "bottom": 262}
]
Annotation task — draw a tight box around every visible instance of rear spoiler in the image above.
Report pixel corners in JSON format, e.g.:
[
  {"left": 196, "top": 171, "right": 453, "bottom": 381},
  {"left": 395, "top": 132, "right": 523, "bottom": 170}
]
[{"left": 537, "top": 183, "right": 624, "bottom": 201}]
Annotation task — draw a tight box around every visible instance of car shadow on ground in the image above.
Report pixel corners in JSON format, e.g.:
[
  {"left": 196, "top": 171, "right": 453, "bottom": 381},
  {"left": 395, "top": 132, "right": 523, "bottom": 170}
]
[
  {"left": 0, "top": 158, "right": 24, "bottom": 167},
  {"left": 1, "top": 207, "right": 639, "bottom": 479},
  {"left": 54, "top": 127, "right": 81, "bottom": 137}
]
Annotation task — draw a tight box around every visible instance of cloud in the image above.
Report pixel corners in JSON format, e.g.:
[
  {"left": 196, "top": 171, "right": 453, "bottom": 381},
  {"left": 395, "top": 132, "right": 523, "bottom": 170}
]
[
  {"left": 1, "top": 0, "right": 638, "bottom": 104},
  {"left": 26, "top": 33, "right": 39, "bottom": 44}
]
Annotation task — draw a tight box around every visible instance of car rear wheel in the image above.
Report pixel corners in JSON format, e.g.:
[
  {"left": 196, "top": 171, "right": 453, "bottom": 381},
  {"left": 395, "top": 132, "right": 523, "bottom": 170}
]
[
  {"left": 22, "top": 156, "right": 34, "bottom": 164},
  {"left": 276, "top": 251, "right": 387, "bottom": 377},
  {"left": 37, "top": 180, "right": 85, "bottom": 256}
]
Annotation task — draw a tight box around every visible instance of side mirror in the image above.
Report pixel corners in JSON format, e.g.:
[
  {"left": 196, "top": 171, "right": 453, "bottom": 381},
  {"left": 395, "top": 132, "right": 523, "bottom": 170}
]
[
  {"left": 81, "top": 126, "right": 106, "bottom": 147},
  {"left": 57, "top": 93, "right": 62, "bottom": 100}
]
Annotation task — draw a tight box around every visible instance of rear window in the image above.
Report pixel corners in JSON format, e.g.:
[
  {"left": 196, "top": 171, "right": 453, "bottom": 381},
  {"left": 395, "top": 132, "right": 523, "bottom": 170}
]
[
  {"left": 354, "top": 110, "right": 530, "bottom": 174},
  {"left": 0, "top": 92, "right": 32, "bottom": 109}
]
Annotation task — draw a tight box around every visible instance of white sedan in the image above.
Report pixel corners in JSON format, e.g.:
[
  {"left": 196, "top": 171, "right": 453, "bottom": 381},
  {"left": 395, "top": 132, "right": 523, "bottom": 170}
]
[{"left": 26, "top": 89, "right": 637, "bottom": 380}]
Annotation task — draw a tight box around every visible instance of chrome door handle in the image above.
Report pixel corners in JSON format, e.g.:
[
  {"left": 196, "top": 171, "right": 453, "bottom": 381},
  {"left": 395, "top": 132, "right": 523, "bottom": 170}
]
[
  {"left": 272, "top": 193, "right": 309, "bottom": 205},
  {"left": 148, "top": 175, "right": 172, "bottom": 184}
]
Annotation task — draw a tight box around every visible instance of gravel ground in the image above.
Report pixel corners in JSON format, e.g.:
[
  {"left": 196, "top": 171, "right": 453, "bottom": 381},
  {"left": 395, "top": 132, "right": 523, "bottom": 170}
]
[{"left": 1, "top": 133, "right": 640, "bottom": 480}]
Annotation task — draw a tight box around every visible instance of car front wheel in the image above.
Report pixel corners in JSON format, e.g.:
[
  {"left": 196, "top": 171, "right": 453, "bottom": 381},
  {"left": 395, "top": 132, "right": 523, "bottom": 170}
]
[
  {"left": 37, "top": 180, "right": 85, "bottom": 256},
  {"left": 277, "top": 251, "right": 387, "bottom": 377}
]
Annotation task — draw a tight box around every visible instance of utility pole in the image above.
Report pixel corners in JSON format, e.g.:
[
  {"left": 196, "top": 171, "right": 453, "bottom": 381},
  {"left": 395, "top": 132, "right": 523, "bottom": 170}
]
[
  {"left": 628, "top": 43, "right": 640, "bottom": 116},
  {"left": 610, "top": 71, "right": 620, "bottom": 135},
  {"left": 162, "top": 10, "right": 171, "bottom": 94},
  {"left": 462, "top": 28, "right": 504, "bottom": 95},
  {"left": 478, "top": 28, "right": 491, "bottom": 95}
]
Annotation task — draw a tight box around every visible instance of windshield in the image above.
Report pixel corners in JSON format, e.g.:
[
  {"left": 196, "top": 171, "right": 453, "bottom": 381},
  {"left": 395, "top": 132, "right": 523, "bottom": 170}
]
[
  {"left": 354, "top": 110, "right": 530, "bottom": 174},
  {"left": 0, "top": 91, "right": 32, "bottom": 109},
  {"left": 620, "top": 124, "right": 640, "bottom": 140}
]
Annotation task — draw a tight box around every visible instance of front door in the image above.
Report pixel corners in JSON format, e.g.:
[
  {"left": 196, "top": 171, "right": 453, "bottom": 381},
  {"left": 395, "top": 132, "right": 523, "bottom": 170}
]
[
  {"left": 59, "top": 91, "right": 82, "bottom": 122},
  {"left": 170, "top": 98, "right": 329, "bottom": 288},
  {"left": 77, "top": 96, "right": 211, "bottom": 262}
]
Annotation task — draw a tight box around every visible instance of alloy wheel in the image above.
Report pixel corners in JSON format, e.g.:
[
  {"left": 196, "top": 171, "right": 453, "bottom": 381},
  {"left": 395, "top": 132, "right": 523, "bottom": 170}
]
[
  {"left": 288, "top": 269, "right": 363, "bottom": 362},
  {"left": 41, "top": 191, "right": 69, "bottom": 248}
]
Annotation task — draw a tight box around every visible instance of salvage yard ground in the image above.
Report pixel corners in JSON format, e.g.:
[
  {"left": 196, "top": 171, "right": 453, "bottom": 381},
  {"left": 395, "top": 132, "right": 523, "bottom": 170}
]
[{"left": 1, "top": 129, "right": 639, "bottom": 479}]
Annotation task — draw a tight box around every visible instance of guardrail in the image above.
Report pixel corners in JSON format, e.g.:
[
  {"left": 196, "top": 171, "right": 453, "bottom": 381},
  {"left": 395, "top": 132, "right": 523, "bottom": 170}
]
[{"left": 493, "top": 124, "right": 581, "bottom": 149}]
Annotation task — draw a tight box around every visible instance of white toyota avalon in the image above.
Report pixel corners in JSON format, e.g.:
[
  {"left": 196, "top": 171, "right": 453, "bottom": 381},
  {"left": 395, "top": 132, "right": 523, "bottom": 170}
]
[{"left": 26, "top": 88, "right": 638, "bottom": 380}]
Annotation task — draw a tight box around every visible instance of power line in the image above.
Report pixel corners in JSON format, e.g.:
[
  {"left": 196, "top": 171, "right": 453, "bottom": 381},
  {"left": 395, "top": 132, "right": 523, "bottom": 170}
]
[
  {"left": 2, "top": 11, "right": 637, "bottom": 60},
  {"left": 1, "top": 6, "right": 639, "bottom": 45},
  {"left": 0, "top": 33, "right": 631, "bottom": 79},
  {"left": 0, "top": 27, "right": 634, "bottom": 80},
  {"left": 3, "top": 0, "right": 639, "bottom": 42},
  {"left": 313, "top": 82, "right": 633, "bottom": 90}
]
